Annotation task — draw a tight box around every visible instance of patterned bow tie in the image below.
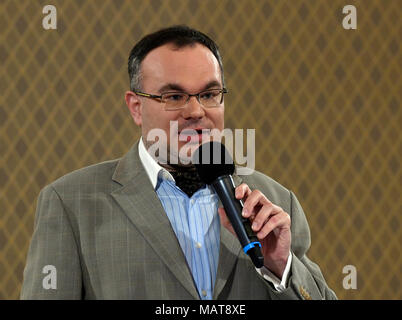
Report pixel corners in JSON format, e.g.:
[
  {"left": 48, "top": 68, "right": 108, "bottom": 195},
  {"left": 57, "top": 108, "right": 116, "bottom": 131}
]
[{"left": 160, "top": 164, "right": 206, "bottom": 197}]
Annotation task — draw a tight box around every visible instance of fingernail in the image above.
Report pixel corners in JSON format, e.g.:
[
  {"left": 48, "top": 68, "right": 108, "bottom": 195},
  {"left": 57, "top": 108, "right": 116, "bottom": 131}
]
[
  {"left": 242, "top": 208, "right": 247, "bottom": 217},
  {"left": 252, "top": 222, "right": 257, "bottom": 230}
]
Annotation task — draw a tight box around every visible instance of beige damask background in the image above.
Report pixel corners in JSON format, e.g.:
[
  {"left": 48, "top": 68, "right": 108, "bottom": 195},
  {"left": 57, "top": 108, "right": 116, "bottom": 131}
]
[{"left": 0, "top": 0, "right": 400, "bottom": 299}]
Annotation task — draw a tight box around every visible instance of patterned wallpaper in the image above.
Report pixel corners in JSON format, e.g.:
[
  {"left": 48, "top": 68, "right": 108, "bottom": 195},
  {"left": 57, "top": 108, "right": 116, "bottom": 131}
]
[{"left": 0, "top": 0, "right": 400, "bottom": 299}]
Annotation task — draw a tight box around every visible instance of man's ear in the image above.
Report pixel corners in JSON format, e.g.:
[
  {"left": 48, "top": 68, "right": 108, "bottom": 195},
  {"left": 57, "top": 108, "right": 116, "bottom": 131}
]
[{"left": 125, "top": 91, "right": 142, "bottom": 126}]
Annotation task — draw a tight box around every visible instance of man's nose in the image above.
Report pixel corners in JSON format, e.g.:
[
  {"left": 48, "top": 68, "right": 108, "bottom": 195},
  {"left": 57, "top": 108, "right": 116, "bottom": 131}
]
[{"left": 181, "top": 95, "right": 205, "bottom": 119}]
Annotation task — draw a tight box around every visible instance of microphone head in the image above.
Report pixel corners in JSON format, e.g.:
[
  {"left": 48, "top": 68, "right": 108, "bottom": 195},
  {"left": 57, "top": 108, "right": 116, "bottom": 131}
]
[{"left": 192, "top": 141, "right": 235, "bottom": 185}]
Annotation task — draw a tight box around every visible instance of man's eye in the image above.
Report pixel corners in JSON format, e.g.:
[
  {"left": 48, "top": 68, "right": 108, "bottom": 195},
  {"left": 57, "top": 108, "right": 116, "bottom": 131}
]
[
  {"left": 201, "top": 91, "right": 218, "bottom": 100},
  {"left": 164, "top": 93, "right": 185, "bottom": 101}
]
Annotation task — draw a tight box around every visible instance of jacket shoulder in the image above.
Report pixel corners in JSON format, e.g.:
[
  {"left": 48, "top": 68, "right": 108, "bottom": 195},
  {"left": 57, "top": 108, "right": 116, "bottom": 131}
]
[
  {"left": 46, "top": 158, "right": 121, "bottom": 194},
  {"left": 238, "top": 169, "right": 292, "bottom": 212}
]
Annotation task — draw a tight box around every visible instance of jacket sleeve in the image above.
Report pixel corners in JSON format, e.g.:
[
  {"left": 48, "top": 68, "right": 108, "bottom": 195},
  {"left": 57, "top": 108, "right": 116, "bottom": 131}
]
[
  {"left": 20, "top": 184, "right": 83, "bottom": 299},
  {"left": 267, "top": 191, "right": 337, "bottom": 300}
]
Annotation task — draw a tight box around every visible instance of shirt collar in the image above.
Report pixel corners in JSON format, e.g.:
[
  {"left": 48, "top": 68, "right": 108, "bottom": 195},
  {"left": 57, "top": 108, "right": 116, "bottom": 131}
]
[{"left": 138, "top": 137, "right": 175, "bottom": 189}]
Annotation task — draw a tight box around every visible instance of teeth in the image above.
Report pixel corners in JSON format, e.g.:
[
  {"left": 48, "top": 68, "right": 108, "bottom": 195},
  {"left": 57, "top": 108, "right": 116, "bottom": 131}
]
[{"left": 180, "top": 131, "right": 196, "bottom": 135}]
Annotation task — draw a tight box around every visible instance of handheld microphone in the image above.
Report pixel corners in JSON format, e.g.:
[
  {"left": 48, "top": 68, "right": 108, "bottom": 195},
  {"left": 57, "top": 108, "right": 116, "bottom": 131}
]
[{"left": 192, "top": 141, "right": 264, "bottom": 268}]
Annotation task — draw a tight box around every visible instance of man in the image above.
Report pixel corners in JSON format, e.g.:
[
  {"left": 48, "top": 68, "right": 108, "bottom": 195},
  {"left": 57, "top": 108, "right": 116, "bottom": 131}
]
[{"left": 21, "top": 25, "right": 336, "bottom": 299}]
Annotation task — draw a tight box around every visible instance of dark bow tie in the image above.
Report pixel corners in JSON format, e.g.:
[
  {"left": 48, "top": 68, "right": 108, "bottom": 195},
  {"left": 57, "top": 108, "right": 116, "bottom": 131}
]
[{"left": 160, "top": 164, "right": 205, "bottom": 197}]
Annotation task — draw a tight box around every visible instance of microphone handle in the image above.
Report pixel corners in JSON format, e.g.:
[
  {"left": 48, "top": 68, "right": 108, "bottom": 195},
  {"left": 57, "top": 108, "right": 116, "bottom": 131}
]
[{"left": 211, "top": 175, "right": 264, "bottom": 268}]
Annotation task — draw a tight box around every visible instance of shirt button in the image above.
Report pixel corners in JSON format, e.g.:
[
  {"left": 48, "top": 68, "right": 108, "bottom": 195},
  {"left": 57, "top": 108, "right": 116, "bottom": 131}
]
[
  {"left": 196, "top": 242, "right": 202, "bottom": 248},
  {"left": 201, "top": 290, "right": 207, "bottom": 297},
  {"left": 190, "top": 199, "right": 195, "bottom": 205}
]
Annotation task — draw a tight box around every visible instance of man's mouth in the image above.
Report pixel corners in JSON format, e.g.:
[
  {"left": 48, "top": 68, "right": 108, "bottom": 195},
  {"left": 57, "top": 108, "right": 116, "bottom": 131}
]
[{"left": 179, "top": 128, "right": 210, "bottom": 142}]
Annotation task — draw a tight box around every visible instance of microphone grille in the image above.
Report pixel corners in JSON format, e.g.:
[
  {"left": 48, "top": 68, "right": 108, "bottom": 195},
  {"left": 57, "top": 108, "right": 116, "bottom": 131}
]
[{"left": 192, "top": 141, "right": 234, "bottom": 184}]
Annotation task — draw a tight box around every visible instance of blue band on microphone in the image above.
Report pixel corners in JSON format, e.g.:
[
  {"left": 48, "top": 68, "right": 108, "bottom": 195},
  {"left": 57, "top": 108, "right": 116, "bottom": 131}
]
[{"left": 243, "top": 241, "right": 262, "bottom": 254}]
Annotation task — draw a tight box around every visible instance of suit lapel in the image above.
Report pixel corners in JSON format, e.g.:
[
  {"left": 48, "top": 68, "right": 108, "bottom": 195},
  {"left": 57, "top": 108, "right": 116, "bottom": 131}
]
[{"left": 110, "top": 142, "right": 199, "bottom": 299}]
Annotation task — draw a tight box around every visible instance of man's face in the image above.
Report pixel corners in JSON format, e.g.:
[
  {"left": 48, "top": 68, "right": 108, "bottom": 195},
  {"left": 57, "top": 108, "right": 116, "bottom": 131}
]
[{"left": 125, "top": 43, "right": 225, "bottom": 163}]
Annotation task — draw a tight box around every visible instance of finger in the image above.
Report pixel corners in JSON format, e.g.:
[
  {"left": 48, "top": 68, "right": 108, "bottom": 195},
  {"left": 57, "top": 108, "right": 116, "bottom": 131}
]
[
  {"left": 256, "top": 210, "right": 291, "bottom": 240},
  {"left": 235, "top": 183, "right": 252, "bottom": 200},
  {"left": 242, "top": 190, "right": 271, "bottom": 218},
  {"left": 250, "top": 203, "right": 275, "bottom": 231}
]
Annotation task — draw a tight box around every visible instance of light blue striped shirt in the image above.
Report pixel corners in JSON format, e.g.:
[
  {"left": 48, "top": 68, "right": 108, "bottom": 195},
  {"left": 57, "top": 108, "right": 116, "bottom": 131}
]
[{"left": 156, "top": 174, "right": 220, "bottom": 300}]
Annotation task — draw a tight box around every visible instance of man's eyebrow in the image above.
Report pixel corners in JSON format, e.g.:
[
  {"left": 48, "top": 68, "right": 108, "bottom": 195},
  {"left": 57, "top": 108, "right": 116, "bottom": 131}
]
[
  {"left": 157, "top": 80, "right": 222, "bottom": 93},
  {"left": 203, "top": 80, "right": 222, "bottom": 90},
  {"left": 157, "top": 83, "right": 185, "bottom": 93}
]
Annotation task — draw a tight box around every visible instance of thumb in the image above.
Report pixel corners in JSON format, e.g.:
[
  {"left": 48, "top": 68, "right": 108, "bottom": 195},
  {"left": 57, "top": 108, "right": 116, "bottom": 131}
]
[{"left": 218, "top": 207, "right": 235, "bottom": 236}]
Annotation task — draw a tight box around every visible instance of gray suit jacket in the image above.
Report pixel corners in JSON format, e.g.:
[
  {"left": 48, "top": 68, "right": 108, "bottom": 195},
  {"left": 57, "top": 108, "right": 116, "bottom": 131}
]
[{"left": 21, "top": 141, "right": 337, "bottom": 300}]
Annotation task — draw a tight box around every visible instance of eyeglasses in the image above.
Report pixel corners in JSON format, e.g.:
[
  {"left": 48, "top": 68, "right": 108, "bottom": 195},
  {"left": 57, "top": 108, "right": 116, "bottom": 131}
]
[{"left": 134, "top": 88, "right": 228, "bottom": 111}]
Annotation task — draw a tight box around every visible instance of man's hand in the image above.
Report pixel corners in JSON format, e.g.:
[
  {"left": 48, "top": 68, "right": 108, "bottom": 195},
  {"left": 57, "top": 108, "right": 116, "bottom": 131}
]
[{"left": 218, "top": 183, "right": 291, "bottom": 278}]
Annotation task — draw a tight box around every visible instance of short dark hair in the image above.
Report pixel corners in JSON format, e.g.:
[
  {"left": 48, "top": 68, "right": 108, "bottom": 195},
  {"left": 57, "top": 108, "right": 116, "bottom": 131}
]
[{"left": 128, "top": 25, "right": 225, "bottom": 91}]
